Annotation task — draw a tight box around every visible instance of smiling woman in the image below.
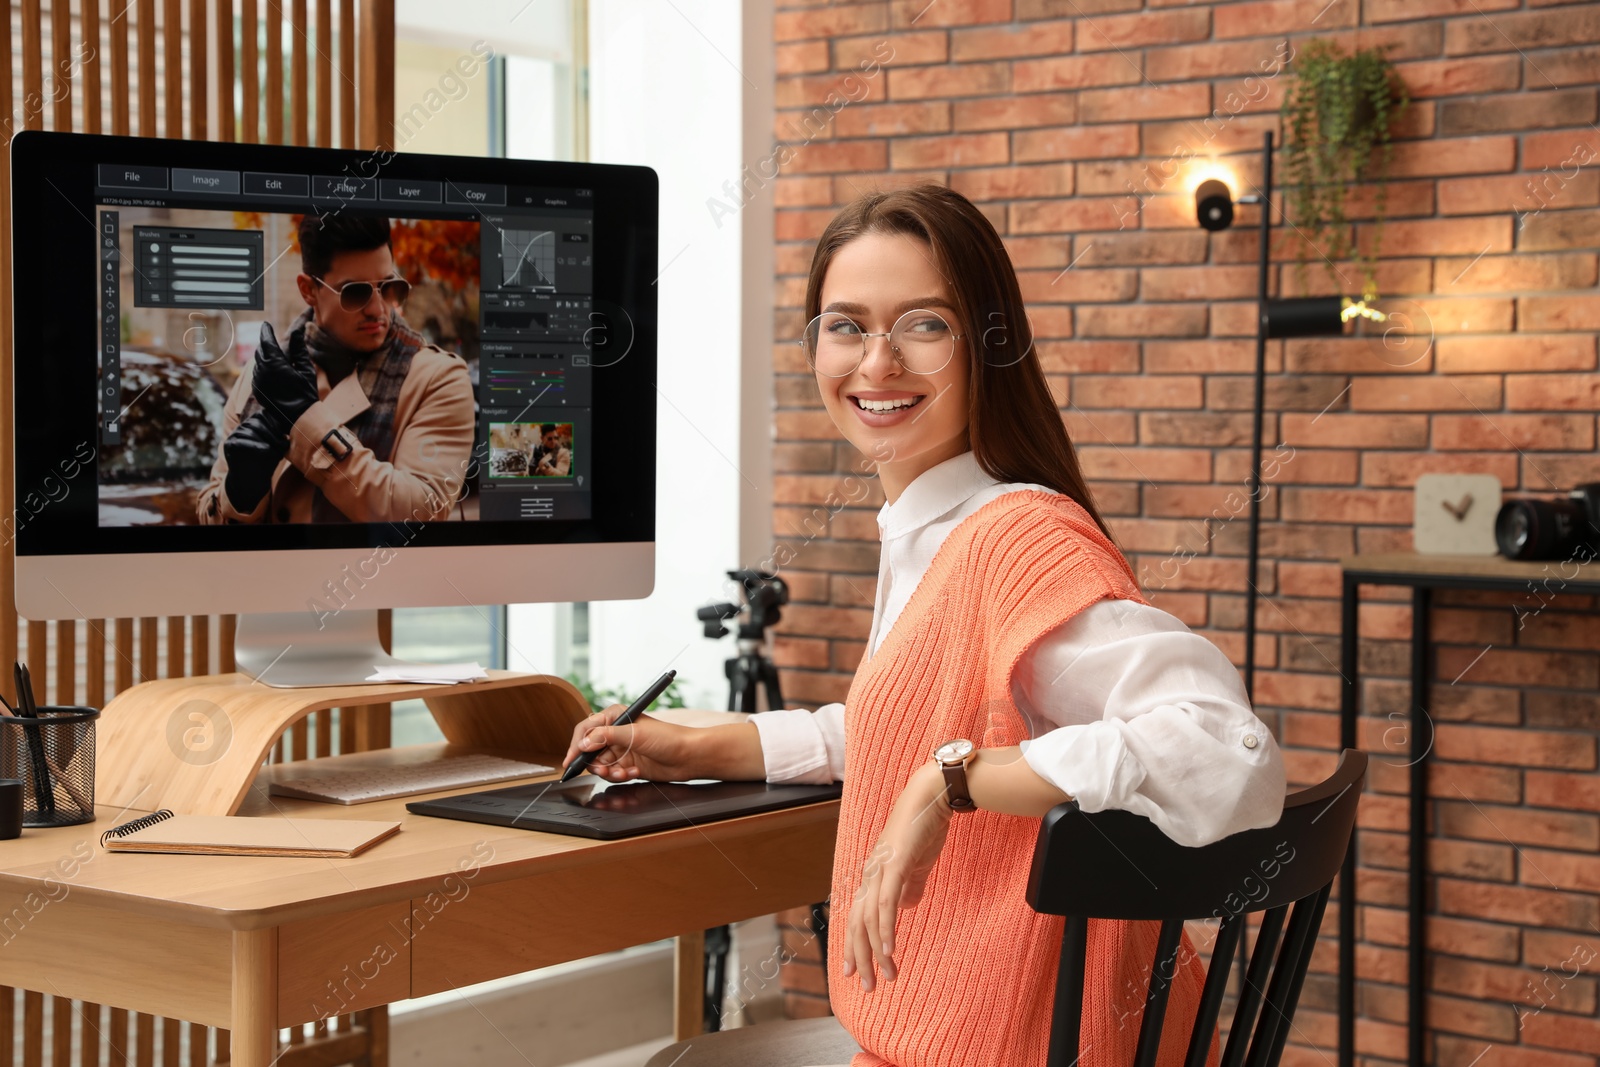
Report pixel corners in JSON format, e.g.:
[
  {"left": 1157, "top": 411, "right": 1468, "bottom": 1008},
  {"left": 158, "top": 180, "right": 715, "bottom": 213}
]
[{"left": 577, "top": 184, "right": 1285, "bottom": 1067}]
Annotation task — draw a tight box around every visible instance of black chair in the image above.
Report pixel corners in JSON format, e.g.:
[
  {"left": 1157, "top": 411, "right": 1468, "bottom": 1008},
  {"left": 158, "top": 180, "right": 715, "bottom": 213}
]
[
  {"left": 1029, "top": 748, "right": 1367, "bottom": 1067},
  {"left": 645, "top": 749, "right": 1365, "bottom": 1067}
]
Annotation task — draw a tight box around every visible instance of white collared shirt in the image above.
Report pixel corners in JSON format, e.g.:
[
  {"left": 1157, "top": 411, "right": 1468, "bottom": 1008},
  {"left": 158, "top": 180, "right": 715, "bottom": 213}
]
[{"left": 749, "top": 450, "right": 1286, "bottom": 847}]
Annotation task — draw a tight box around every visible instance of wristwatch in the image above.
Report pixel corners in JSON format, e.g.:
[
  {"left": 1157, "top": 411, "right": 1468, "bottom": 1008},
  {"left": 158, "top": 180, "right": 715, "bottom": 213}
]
[{"left": 931, "top": 738, "right": 977, "bottom": 812}]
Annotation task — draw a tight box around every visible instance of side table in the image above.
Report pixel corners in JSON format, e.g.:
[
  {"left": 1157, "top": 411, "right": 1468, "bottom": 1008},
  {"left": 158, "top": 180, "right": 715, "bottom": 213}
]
[{"left": 1337, "top": 551, "right": 1600, "bottom": 1067}]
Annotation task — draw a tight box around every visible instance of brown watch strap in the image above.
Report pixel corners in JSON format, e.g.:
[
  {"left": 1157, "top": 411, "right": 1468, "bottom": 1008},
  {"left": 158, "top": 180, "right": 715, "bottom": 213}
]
[{"left": 941, "top": 760, "right": 976, "bottom": 811}]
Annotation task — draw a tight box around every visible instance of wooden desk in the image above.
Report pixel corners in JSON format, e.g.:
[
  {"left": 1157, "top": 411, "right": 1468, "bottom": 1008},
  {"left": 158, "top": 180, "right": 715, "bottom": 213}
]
[
  {"left": 1336, "top": 551, "right": 1600, "bottom": 1067},
  {"left": 0, "top": 770, "right": 839, "bottom": 1066}
]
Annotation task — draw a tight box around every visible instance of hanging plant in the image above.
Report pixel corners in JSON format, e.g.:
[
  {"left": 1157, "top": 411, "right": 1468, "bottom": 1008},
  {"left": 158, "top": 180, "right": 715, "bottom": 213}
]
[{"left": 1280, "top": 39, "right": 1410, "bottom": 303}]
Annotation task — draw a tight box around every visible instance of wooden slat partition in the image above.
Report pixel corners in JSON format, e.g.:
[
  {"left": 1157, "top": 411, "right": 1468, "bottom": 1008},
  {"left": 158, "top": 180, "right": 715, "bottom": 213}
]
[
  {"left": 289, "top": 0, "right": 304, "bottom": 145},
  {"left": 160, "top": 1018, "right": 177, "bottom": 1067},
  {"left": 240, "top": 0, "right": 256, "bottom": 141},
  {"left": 313, "top": 0, "right": 328, "bottom": 146},
  {"left": 0, "top": 4, "right": 399, "bottom": 1063},
  {"left": 76, "top": 1002, "right": 96, "bottom": 1066},
  {"left": 213, "top": 0, "right": 232, "bottom": 142},
  {"left": 355, "top": 0, "right": 390, "bottom": 151},
  {"left": 109, "top": 0, "right": 128, "bottom": 134},
  {"left": 51, "top": 999, "right": 68, "bottom": 1067},
  {"left": 264, "top": 0, "right": 279, "bottom": 143},
  {"left": 189, "top": 0, "right": 206, "bottom": 139},
  {"left": 21, "top": 1, "right": 43, "bottom": 131},
  {"left": 86, "top": 621, "right": 105, "bottom": 708},
  {"left": 162, "top": 0, "right": 180, "bottom": 135},
  {"left": 50, "top": 0, "right": 70, "bottom": 130},
  {"left": 23, "top": 991, "right": 41, "bottom": 1067},
  {"left": 336, "top": 0, "right": 351, "bottom": 147},
  {"left": 81, "top": 0, "right": 100, "bottom": 134},
  {"left": 136, "top": 0, "right": 154, "bottom": 135},
  {"left": 108, "top": 1010, "right": 127, "bottom": 1066}
]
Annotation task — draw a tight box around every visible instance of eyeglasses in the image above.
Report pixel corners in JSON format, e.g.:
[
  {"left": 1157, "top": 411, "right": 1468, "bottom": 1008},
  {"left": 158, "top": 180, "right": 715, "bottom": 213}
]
[
  {"left": 799, "top": 308, "right": 964, "bottom": 378},
  {"left": 314, "top": 274, "right": 411, "bottom": 312}
]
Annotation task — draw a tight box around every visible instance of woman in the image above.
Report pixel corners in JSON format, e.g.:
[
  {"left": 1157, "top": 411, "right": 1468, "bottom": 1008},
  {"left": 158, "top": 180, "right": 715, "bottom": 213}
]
[{"left": 562, "top": 184, "right": 1286, "bottom": 1067}]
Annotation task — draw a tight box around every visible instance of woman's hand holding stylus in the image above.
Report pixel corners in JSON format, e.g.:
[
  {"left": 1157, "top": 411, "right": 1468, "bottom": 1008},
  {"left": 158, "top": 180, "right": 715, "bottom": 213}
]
[
  {"left": 842, "top": 762, "right": 953, "bottom": 992},
  {"left": 561, "top": 708, "right": 766, "bottom": 783}
]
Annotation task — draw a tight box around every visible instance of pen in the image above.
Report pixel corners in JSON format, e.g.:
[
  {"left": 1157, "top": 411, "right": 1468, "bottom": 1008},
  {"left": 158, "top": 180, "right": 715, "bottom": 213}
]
[
  {"left": 560, "top": 669, "right": 676, "bottom": 783},
  {"left": 13, "top": 663, "right": 56, "bottom": 816}
]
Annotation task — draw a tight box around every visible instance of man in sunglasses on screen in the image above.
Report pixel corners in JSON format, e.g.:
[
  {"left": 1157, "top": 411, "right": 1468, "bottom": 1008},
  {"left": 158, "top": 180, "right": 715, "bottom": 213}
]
[{"left": 197, "top": 213, "right": 475, "bottom": 525}]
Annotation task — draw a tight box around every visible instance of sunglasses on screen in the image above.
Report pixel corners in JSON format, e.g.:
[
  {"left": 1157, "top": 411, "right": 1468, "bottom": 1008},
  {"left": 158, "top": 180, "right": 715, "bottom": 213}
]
[{"left": 313, "top": 274, "right": 411, "bottom": 312}]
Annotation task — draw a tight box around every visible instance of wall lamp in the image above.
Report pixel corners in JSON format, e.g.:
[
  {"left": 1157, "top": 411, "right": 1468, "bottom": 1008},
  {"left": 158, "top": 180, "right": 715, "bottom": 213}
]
[{"left": 1195, "top": 179, "right": 1233, "bottom": 231}]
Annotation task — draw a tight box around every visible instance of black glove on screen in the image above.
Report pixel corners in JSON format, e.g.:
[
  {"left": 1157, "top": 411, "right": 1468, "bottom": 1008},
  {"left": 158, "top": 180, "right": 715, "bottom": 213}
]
[
  {"left": 222, "top": 411, "right": 290, "bottom": 515},
  {"left": 251, "top": 320, "right": 319, "bottom": 438}
]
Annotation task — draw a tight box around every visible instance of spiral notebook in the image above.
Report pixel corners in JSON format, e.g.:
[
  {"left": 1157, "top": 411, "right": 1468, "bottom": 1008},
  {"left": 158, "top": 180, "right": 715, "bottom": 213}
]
[{"left": 99, "top": 809, "right": 400, "bottom": 857}]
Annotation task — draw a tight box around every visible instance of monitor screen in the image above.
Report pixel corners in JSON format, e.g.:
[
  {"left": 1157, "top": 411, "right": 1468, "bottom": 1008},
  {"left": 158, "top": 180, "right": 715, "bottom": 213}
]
[{"left": 11, "top": 132, "right": 658, "bottom": 620}]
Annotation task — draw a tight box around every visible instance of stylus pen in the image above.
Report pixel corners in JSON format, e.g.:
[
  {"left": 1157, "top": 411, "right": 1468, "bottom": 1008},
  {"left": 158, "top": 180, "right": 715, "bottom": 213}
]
[{"left": 560, "top": 669, "right": 676, "bottom": 783}]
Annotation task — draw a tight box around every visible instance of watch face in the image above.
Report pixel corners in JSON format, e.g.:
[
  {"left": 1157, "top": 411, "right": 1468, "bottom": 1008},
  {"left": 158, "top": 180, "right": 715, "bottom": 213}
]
[{"left": 934, "top": 738, "right": 974, "bottom": 764}]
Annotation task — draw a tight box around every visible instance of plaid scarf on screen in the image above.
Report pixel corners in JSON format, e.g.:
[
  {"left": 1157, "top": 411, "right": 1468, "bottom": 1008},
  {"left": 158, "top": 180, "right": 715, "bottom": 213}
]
[{"left": 278, "top": 305, "right": 428, "bottom": 522}]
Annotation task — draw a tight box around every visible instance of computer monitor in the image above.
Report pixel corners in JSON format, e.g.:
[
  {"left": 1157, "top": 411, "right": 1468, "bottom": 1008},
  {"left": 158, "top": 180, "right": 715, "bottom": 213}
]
[{"left": 10, "top": 131, "right": 658, "bottom": 685}]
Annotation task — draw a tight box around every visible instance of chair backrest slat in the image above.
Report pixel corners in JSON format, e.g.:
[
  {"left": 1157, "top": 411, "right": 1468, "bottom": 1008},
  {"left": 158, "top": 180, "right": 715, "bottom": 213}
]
[
  {"left": 1047, "top": 917, "right": 1090, "bottom": 1067},
  {"left": 1245, "top": 886, "right": 1331, "bottom": 1067},
  {"left": 1131, "top": 918, "right": 1184, "bottom": 1067},
  {"left": 1219, "top": 904, "right": 1286, "bottom": 1067},
  {"left": 1183, "top": 911, "right": 1243, "bottom": 1067}
]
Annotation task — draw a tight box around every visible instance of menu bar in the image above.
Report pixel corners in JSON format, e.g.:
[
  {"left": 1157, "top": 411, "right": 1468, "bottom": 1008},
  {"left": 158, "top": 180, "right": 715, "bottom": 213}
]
[{"left": 97, "top": 164, "right": 529, "bottom": 210}]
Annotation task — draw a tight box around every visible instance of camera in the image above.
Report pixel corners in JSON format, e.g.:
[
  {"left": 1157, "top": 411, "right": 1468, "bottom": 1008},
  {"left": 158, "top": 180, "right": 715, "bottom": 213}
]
[
  {"left": 1495, "top": 482, "right": 1600, "bottom": 561},
  {"left": 697, "top": 568, "right": 788, "bottom": 641},
  {"left": 696, "top": 569, "right": 790, "bottom": 713}
]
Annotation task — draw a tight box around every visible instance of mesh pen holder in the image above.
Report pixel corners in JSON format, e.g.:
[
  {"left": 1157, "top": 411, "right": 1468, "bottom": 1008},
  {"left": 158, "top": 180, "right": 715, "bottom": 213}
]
[{"left": 1, "top": 705, "right": 98, "bottom": 828}]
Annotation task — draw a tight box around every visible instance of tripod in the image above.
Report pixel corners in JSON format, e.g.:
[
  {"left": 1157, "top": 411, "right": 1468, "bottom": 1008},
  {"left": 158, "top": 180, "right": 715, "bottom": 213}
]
[
  {"left": 724, "top": 635, "right": 784, "bottom": 713},
  {"left": 696, "top": 570, "right": 830, "bottom": 1031}
]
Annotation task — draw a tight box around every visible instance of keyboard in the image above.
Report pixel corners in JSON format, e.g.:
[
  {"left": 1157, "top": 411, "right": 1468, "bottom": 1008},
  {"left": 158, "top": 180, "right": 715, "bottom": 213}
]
[{"left": 268, "top": 752, "right": 557, "bottom": 805}]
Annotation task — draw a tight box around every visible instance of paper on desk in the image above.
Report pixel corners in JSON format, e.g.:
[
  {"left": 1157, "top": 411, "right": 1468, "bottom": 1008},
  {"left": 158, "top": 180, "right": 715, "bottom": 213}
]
[{"left": 366, "top": 662, "right": 489, "bottom": 684}]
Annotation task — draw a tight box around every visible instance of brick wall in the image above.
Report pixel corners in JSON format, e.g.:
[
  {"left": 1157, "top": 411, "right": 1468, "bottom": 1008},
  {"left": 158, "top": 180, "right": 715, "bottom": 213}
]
[{"left": 766, "top": 0, "right": 1600, "bottom": 1061}]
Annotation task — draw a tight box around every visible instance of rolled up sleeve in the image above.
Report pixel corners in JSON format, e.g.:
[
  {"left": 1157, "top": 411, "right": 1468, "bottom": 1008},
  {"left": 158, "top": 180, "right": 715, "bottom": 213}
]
[
  {"left": 751, "top": 702, "right": 846, "bottom": 784},
  {"left": 1015, "top": 599, "right": 1286, "bottom": 847}
]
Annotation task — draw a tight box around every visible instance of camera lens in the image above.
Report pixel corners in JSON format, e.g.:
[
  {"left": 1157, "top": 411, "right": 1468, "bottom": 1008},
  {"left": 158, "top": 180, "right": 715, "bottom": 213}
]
[
  {"left": 1497, "top": 505, "right": 1531, "bottom": 557},
  {"left": 1496, "top": 497, "right": 1588, "bottom": 560}
]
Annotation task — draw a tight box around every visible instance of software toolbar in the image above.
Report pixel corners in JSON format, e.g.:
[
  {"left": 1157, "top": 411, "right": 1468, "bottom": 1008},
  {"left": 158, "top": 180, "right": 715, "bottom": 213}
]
[{"left": 95, "top": 163, "right": 591, "bottom": 214}]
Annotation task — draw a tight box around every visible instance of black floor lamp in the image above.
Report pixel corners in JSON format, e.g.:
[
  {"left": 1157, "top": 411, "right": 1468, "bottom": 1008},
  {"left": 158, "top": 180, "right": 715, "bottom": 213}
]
[{"left": 1196, "top": 131, "right": 1379, "bottom": 1052}]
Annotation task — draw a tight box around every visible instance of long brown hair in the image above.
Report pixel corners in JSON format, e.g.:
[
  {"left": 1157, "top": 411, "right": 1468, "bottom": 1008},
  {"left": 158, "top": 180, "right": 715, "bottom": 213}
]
[{"left": 803, "top": 182, "right": 1115, "bottom": 543}]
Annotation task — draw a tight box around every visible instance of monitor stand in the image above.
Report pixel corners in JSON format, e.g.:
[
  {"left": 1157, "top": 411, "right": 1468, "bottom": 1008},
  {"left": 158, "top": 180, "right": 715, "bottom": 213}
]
[{"left": 235, "top": 609, "right": 406, "bottom": 688}]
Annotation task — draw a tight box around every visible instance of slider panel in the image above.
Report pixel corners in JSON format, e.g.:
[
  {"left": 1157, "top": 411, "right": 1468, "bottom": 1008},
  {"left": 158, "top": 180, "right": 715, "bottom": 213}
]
[{"left": 132, "top": 225, "right": 267, "bottom": 310}]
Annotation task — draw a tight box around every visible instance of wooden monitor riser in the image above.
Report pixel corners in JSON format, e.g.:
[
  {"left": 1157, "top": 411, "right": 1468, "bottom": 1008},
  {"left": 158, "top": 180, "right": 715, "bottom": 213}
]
[{"left": 95, "top": 671, "right": 591, "bottom": 816}]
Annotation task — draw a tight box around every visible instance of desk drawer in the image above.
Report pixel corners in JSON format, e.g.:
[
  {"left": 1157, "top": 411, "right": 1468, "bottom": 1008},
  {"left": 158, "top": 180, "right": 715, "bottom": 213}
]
[{"left": 278, "top": 902, "right": 412, "bottom": 1027}]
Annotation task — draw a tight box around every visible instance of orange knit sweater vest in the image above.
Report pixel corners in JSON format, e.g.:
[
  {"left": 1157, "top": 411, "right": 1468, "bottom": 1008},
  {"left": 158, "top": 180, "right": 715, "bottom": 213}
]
[{"left": 828, "top": 490, "right": 1219, "bottom": 1067}]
